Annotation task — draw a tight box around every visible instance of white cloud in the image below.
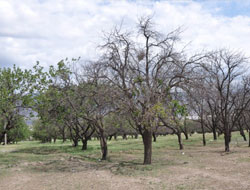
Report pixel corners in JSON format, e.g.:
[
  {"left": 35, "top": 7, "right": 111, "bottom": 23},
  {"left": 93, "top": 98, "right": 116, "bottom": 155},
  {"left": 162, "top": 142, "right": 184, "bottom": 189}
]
[{"left": 0, "top": 0, "right": 250, "bottom": 69}]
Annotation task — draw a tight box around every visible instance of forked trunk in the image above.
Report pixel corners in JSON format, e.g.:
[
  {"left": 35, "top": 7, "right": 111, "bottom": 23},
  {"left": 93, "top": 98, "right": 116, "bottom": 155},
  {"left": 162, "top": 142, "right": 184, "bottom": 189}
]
[
  {"left": 99, "top": 132, "right": 108, "bottom": 160},
  {"left": 142, "top": 129, "right": 152, "bottom": 165}
]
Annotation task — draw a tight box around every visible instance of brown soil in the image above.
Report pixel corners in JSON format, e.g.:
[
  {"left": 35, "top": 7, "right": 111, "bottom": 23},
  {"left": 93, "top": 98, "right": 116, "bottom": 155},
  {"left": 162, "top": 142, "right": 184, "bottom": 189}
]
[{"left": 1, "top": 145, "right": 250, "bottom": 190}]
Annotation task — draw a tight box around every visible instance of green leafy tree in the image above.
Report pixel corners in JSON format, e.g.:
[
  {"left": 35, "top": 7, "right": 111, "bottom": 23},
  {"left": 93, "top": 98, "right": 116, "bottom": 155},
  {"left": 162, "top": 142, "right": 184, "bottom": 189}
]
[
  {"left": 0, "top": 65, "right": 36, "bottom": 145},
  {"left": 8, "top": 117, "right": 31, "bottom": 143}
]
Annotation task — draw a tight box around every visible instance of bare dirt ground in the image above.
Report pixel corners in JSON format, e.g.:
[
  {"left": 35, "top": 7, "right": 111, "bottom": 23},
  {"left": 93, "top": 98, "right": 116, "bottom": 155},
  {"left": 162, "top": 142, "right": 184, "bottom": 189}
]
[{"left": 1, "top": 140, "right": 250, "bottom": 190}]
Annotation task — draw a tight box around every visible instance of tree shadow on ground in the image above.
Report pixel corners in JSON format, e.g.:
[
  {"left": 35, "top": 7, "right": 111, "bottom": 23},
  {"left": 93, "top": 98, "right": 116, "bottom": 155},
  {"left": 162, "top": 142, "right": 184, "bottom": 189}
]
[
  {"left": 12, "top": 146, "right": 62, "bottom": 155},
  {"left": 24, "top": 154, "right": 152, "bottom": 176},
  {"left": 8, "top": 146, "right": 159, "bottom": 176},
  {"left": 12, "top": 145, "right": 96, "bottom": 155}
]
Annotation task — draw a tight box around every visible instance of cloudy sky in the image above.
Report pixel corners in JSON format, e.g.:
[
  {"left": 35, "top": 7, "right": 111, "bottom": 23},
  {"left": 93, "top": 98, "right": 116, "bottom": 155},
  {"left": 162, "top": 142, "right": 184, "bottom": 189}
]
[{"left": 1, "top": 0, "right": 250, "bottom": 69}]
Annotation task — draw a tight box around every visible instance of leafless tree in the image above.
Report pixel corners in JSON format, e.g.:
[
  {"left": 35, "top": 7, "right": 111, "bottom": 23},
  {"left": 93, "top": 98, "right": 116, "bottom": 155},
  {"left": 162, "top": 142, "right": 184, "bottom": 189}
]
[
  {"left": 96, "top": 17, "right": 203, "bottom": 164},
  {"left": 200, "top": 50, "right": 249, "bottom": 152}
]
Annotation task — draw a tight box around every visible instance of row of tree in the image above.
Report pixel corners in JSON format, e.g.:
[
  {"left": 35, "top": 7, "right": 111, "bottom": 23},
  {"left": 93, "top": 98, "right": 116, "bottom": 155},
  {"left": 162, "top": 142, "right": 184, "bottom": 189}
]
[{"left": 1, "top": 17, "right": 250, "bottom": 165}]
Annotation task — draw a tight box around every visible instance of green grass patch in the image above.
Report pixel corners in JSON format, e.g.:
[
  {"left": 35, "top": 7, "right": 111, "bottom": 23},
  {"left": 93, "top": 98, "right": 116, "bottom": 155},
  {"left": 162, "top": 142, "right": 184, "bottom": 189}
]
[{"left": 0, "top": 131, "right": 249, "bottom": 176}]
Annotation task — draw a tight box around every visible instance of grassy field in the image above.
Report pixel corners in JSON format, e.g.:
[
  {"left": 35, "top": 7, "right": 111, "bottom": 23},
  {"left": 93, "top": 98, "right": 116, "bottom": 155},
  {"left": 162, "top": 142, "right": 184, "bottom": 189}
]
[{"left": 0, "top": 132, "right": 250, "bottom": 190}]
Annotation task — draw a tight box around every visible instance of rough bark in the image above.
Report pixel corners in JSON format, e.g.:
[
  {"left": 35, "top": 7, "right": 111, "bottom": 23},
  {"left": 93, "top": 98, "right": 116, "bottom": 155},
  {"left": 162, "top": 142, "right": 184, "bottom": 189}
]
[
  {"left": 99, "top": 131, "right": 108, "bottom": 160},
  {"left": 142, "top": 129, "right": 152, "bottom": 165},
  {"left": 177, "top": 132, "right": 183, "bottom": 150}
]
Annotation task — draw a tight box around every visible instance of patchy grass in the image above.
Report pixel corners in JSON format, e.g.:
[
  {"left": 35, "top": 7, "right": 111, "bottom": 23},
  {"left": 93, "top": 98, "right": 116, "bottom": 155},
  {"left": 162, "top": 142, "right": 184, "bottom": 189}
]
[{"left": 0, "top": 132, "right": 250, "bottom": 189}]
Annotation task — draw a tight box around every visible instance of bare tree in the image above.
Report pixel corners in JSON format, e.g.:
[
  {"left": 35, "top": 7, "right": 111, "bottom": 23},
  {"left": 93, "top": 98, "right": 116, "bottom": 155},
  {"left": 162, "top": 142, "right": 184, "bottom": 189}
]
[
  {"left": 201, "top": 50, "right": 249, "bottom": 152},
  {"left": 97, "top": 17, "right": 202, "bottom": 164}
]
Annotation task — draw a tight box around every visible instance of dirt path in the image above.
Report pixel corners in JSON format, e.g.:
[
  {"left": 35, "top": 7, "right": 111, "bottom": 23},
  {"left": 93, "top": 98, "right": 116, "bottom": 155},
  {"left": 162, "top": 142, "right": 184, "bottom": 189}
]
[{"left": 0, "top": 169, "right": 155, "bottom": 190}]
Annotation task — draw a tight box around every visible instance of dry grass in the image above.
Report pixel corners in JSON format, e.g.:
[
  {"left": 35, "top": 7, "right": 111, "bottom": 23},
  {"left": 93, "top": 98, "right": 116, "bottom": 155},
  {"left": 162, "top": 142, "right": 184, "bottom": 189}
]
[{"left": 0, "top": 132, "right": 250, "bottom": 190}]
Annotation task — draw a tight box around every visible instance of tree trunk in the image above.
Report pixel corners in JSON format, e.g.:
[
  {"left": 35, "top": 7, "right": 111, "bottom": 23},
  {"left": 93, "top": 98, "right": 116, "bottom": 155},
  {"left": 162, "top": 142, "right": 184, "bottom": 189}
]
[
  {"left": 249, "top": 131, "right": 250, "bottom": 147},
  {"left": 202, "top": 132, "right": 206, "bottom": 146},
  {"left": 183, "top": 131, "right": 188, "bottom": 140},
  {"left": 122, "top": 134, "right": 127, "bottom": 140},
  {"left": 135, "top": 134, "right": 138, "bottom": 139},
  {"left": 201, "top": 122, "right": 206, "bottom": 146},
  {"left": 53, "top": 138, "right": 56, "bottom": 143},
  {"left": 114, "top": 134, "right": 117, "bottom": 140},
  {"left": 4, "top": 132, "right": 7, "bottom": 145},
  {"left": 224, "top": 130, "right": 230, "bottom": 152},
  {"left": 240, "top": 129, "right": 247, "bottom": 141},
  {"left": 142, "top": 129, "right": 152, "bottom": 165},
  {"left": 212, "top": 127, "right": 217, "bottom": 140},
  {"left": 3, "top": 122, "right": 7, "bottom": 145},
  {"left": 183, "top": 118, "right": 189, "bottom": 140},
  {"left": 177, "top": 132, "right": 183, "bottom": 150},
  {"left": 82, "top": 139, "right": 88, "bottom": 150},
  {"left": 62, "top": 132, "right": 66, "bottom": 143},
  {"left": 218, "top": 131, "right": 222, "bottom": 137},
  {"left": 72, "top": 138, "right": 78, "bottom": 147},
  {"left": 109, "top": 135, "right": 113, "bottom": 141},
  {"left": 153, "top": 132, "right": 157, "bottom": 142},
  {"left": 99, "top": 132, "right": 108, "bottom": 160}
]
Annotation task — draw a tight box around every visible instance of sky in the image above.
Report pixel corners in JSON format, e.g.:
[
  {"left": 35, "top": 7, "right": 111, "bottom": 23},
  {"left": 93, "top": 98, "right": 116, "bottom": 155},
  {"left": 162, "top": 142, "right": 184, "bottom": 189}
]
[{"left": 1, "top": 0, "right": 250, "bottom": 69}]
